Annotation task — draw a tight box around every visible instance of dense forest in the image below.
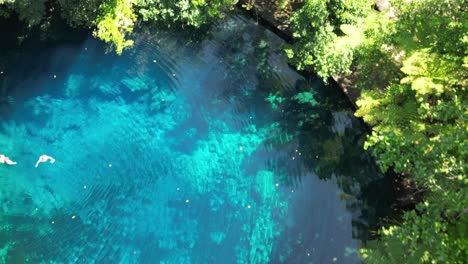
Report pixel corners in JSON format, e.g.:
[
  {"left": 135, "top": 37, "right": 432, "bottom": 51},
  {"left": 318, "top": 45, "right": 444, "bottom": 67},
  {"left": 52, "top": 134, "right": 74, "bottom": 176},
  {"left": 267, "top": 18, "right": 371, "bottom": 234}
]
[{"left": 1, "top": 0, "right": 467, "bottom": 263}]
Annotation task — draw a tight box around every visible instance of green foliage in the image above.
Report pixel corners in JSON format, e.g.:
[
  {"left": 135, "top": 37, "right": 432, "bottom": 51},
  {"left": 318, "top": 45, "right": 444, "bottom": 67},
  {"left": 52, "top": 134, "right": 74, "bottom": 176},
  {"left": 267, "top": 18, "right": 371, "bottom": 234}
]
[
  {"left": 400, "top": 50, "right": 461, "bottom": 98},
  {"left": 93, "top": 0, "right": 136, "bottom": 54},
  {"left": 286, "top": 0, "right": 374, "bottom": 79},
  {"left": 1, "top": 0, "right": 236, "bottom": 54},
  {"left": 286, "top": 0, "right": 468, "bottom": 262},
  {"left": 87, "top": 0, "right": 235, "bottom": 54},
  {"left": 135, "top": 0, "right": 235, "bottom": 27},
  {"left": 241, "top": 0, "right": 254, "bottom": 11},
  {"left": 361, "top": 194, "right": 468, "bottom": 263},
  {"left": 391, "top": 0, "right": 468, "bottom": 57},
  {"left": 0, "top": 0, "right": 46, "bottom": 26},
  {"left": 353, "top": 11, "right": 402, "bottom": 90},
  {"left": 57, "top": 0, "right": 102, "bottom": 28},
  {"left": 351, "top": 0, "right": 468, "bottom": 263},
  {"left": 277, "top": 0, "right": 289, "bottom": 10}
]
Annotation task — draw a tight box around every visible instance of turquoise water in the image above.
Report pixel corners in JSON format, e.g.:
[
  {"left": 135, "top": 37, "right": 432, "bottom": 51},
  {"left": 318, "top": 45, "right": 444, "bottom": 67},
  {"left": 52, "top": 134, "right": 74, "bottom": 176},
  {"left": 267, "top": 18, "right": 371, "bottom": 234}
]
[{"left": 0, "top": 16, "right": 393, "bottom": 263}]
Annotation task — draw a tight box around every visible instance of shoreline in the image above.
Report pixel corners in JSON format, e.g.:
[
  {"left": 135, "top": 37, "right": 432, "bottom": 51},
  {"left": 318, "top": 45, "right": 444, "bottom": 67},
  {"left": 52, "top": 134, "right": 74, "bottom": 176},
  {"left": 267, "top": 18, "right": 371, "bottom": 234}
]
[
  {"left": 236, "top": 0, "right": 361, "bottom": 108},
  {"left": 235, "top": 0, "right": 422, "bottom": 211}
]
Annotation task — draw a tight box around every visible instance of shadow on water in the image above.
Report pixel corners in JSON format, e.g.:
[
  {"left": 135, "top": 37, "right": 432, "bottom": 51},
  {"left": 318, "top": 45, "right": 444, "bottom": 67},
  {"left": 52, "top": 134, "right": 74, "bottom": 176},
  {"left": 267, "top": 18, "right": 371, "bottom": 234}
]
[
  {"left": 0, "top": 12, "right": 90, "bottom": 120},
  {"left": 0, "top": 13, "right": 394, "bottom": 264},
  {"left": 194, "top": 16, "right": 396, "bottom": 242}
]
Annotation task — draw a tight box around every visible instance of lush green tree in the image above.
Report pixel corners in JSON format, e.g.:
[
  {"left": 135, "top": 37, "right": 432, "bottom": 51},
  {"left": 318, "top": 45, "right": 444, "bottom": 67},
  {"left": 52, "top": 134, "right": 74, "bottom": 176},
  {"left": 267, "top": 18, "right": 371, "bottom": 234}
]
[
  {"left": 360, "top": 204, "right": 468, "bottom": 263},
  {"left": 57, "top": 0, "right": 102, "bottom": 28},
  {"left": 0, "top": 0, "right": 47, "bottom": 26},
  {"left": 93, "top": 0, "right": 136, "bottom": 54},
  {"left": 350, "top": 0, "right": 468, "bottom": 262},
  {"left": 135, "top": 0, "right": 235, "bottom": 27},
  {"left": 1, "top": 0, "right": 236, "bottom": 53},
  {"left": 285, "top": 0, "right": 374, "bottom": 80},
  {"left": 353, "top": 10, "right": 402, "bottom": 90},
  {"left": 285, "top": 0, "right": 468, "bottom": 261},
  {"left": 357, "top": 53, "right": 467, "bottom": 264}
]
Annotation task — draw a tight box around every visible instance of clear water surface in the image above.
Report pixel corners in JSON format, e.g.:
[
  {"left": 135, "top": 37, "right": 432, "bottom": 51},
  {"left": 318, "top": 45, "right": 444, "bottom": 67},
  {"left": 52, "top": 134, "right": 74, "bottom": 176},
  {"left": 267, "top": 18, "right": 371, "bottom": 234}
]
[{"left": 0, "top": 15, "right": 394, "bottom": 263}]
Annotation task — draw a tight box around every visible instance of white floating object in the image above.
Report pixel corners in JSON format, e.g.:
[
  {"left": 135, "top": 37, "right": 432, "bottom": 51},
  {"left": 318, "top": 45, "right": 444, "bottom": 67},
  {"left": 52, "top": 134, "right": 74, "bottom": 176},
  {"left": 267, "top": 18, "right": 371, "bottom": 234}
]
[
  {"left": 247, "top": 205, "right": 251, "bottom": 209},
  {"left": 275, "top": 183, "right": 279, "bottom": 187},
  {"left": 51, "top": 221, "right": 55, "bottom": 224},
  {"left": 185, "top": 199, "right": 190, "bottom": 203},
  {"left": 108, "top": 164, "right": 112, "bottom": 168},
  {"left": 153, "top": 59, "right": 157, "bottom": 63},
  {"left": 53, "top": 75, "right": 57, "bottom": 78},
  {"left": 71, "top": 215, "right": 76, "bottom": 219},
  {"left": 83, "top": 185, "right": 87, "bottom": 189},
  {"left": 239, "top": 146, "right": 243, "bottom": 151}
]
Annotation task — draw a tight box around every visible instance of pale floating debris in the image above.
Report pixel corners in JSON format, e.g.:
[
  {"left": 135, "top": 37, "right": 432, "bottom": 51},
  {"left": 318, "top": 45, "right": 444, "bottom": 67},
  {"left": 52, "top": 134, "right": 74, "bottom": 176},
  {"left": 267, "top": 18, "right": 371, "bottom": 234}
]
[
  {"left": 333, "top": 257, "right": 338, "bottom": 262},
  {"left": 133, "top": 251, "right": 137, "bottom": 255},
  {"left": 53, "top": 75, "right": 57, "bottom": 78},
  {"left": 239, "top": 146, "right": 243, "bottom": 151},
  {"left": 247, "top": 205, "right": 251, "bottom": 209},
  {"left": 51, "top": 221, "right": 55, "bottom": 224},
  {"left": 153, "top": 59, "right": 157, "bottom": 63},
  {"left": 185, "top": 199, "right": 190, "bottom": 203},
  {"left": 295, "top": 149, "right": 298, "bottom": 152},
  {"left": 172, "top": 73, "right": 176, "bottom": 77},
  {"left": 0, "top": 71, "right": 3, "bottom": 74},
  {"left": 83, "top": 185, "right": 87, "bottom": 189},
  {"left": 108, "top": 164, "right": 112, "bottom": 168},
  {"left": 71, "top": 215, "right": 76, "bottom": 219},
  {"left": 275, "top": 183, "right": 279, "bottom": 187},
  {"left": 307, "top": 253, "right": 310, "bottom": 257},
  {"left": 292, "top": 157, "right": 295, "bottom": 160},
  {"left": 176, "top": 187, "right": 180, "bottom": 191}
]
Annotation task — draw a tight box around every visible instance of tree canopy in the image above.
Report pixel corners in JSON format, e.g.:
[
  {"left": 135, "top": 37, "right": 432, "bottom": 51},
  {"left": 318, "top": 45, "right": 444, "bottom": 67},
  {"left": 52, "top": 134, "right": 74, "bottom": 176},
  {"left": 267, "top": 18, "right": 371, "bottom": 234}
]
[
  {"left": 285, "top": 0, "right": 374, "bottom": 80},
  {"left": 288, "top": 0, "right": 467, "bottom": 262},
  {"left": 0, "top": 0, "right": 236, "bottom": 53}
]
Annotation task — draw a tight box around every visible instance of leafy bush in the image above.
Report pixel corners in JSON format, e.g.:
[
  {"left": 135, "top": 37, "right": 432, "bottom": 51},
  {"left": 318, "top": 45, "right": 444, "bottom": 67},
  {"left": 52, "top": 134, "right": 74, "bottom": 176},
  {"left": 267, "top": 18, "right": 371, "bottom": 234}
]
[
  {"left": 1, "top": 0, "right": 236, "bottom": 53},
  {"left": 289, "top": 0, "right": 467, "bottom": 262},
  {"left": 94, "top": 0, "right": 136, "bottom": 54},
  {"left": 285, "top": 0, "right": 374, "bottom": 80}
]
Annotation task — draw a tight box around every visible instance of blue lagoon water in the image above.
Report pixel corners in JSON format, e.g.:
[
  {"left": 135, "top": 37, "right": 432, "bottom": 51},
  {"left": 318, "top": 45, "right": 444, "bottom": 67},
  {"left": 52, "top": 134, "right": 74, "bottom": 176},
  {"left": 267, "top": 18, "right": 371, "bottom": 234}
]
[{"left": 0, "top": 16, "right": 393, "bottom": 263}]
